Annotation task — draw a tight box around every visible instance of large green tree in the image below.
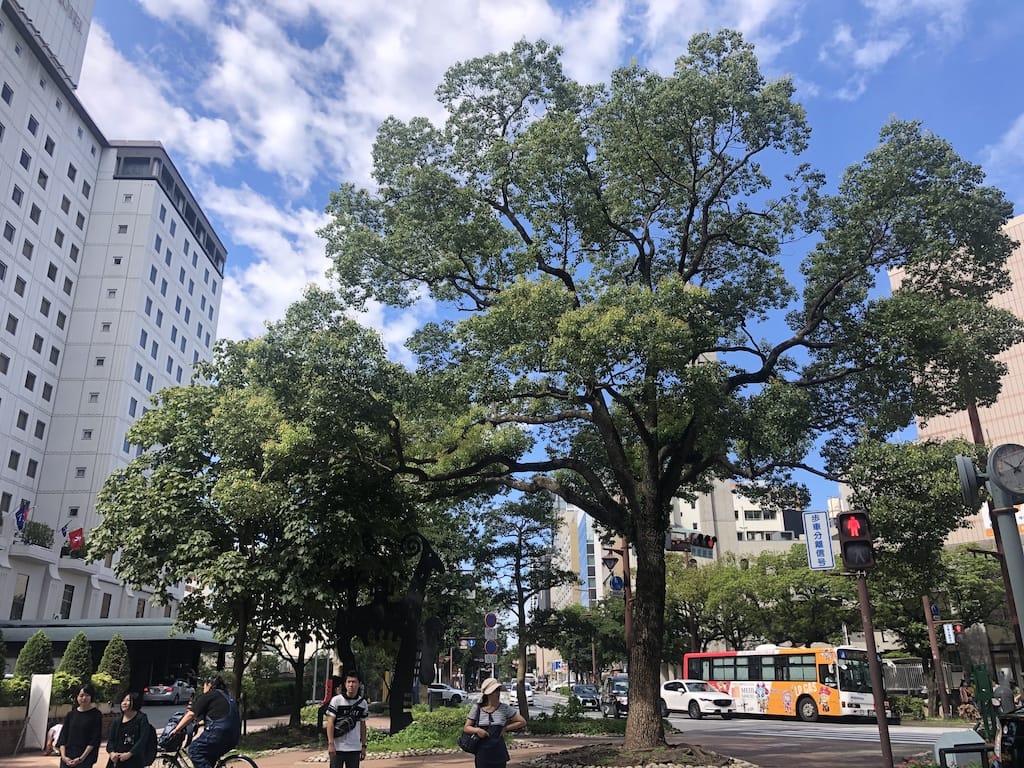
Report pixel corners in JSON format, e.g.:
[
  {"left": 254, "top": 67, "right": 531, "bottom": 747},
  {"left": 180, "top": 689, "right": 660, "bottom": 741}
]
[
  {"left": 90, "top": 287, "right": 418, "bottom": 709},
  {"left": 321, "top": 32, "right": 1021, "bottom": 746}
]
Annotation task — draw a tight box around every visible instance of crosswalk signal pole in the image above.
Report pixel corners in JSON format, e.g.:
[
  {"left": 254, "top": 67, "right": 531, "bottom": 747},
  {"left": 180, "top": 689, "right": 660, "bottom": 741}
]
[{"left": 856, "top": 571, "right": 894, "bottom": 768}]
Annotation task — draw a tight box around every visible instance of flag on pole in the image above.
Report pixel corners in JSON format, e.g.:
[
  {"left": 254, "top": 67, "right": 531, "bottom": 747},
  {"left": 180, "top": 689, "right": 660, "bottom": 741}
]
[
  {"left": 69, "top": 528, "right": 85, "bottom": 551},
  {"left": 61, "top": 523, "right": 69, "bottom": 537},
  {"left": 15, "top": 500, "right": 29, "bottom": 530}
]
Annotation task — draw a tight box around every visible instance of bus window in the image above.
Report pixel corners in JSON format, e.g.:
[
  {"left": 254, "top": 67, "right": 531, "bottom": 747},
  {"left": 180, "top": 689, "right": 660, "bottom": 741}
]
[{"left": 819, "top": 664, "right": 837, "bottom": 687}]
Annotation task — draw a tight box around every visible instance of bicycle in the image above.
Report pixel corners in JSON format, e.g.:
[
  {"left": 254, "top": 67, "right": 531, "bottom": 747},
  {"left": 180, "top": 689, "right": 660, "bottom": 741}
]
[{"left": 154, "top": 738, "right": 259, "bottom": 768}]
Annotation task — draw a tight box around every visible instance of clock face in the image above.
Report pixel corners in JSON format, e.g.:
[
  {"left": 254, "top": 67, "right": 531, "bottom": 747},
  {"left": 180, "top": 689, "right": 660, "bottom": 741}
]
[{"left": 989, "top": 443, "right": 1024, "bottom": 495}]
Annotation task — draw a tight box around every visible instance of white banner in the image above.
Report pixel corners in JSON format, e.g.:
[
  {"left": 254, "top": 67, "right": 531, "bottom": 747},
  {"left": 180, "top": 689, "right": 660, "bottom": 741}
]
[{"left": 25, "top": 673, "right": 54, "bottom": 750}]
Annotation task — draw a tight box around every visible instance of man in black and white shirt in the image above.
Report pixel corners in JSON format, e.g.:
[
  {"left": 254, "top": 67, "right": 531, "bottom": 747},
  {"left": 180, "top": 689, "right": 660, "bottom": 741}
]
[{"left": 325, "top": 670, "right": 369, "bottom": 768}]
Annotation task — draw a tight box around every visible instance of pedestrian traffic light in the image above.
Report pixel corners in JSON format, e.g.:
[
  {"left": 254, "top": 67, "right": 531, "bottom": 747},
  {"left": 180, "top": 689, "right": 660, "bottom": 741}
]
[{"left": 836, "top": 510, "right": 876, "bottom": 571}]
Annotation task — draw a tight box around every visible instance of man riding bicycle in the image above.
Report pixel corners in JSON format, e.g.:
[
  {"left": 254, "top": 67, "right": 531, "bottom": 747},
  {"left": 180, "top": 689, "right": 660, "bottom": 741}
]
[{"left": 163, "top": 676, "right": 241, "bottom": 768}]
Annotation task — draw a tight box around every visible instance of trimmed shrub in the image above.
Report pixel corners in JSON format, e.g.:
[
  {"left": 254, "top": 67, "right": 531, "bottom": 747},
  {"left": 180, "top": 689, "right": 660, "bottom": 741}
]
[
  {"left": 57, "top": 631, "right": 93, "bottom": 682},
  {"left": 15, "top": 630, "right": 53, "bottom": 678},
  {"left": 0, "top": 676, "right": 30, "bottom": 707},
  {"left": 96, "top": 634, "right": 130, "bottom": 693}
]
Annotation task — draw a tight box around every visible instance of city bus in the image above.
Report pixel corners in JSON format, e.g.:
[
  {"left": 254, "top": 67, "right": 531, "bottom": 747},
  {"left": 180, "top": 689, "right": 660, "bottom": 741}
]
[{"left": 683, "top": 644, "right": 892, "bottom": 722}]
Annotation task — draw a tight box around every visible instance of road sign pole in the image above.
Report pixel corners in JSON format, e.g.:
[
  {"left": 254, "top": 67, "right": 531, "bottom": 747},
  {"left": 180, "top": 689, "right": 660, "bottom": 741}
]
[
  {"left": 922, "top": 594, "right": 951, "bottom": 718},
  {"left": 857, "top": 573, "right": 894, "bottom": 768}
]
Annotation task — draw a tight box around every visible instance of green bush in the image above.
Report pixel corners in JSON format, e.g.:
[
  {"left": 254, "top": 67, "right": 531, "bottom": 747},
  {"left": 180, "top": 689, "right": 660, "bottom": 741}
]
[
  {"left": 15, "top": 630, "right": 53, "bottom": 678},
  {"left": 245, "top": 681, "right": 294, "bottom": 717},
  {"left": 58, "top": 632, "right": 93, "bottom": 682},
  {"left": 97, "top": 635, "right": 130, "bottom": 695},
  {"left": 52, "top": 671, "right": 89, "bottom": 705},
  {"left": 90, "top": 672, "right": 120, "bottom": 706},
  {"left": 0, "top": 677, "right": 30, "bottom": 707},
  {"left": 892, "top": 694, "right": 927, "bottom": 721},
  {"left": 527, "top": 710, "right": 630, "bottom": 736}
]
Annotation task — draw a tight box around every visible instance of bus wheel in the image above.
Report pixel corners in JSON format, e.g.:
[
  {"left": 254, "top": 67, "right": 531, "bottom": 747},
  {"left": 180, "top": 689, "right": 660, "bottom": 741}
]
[{"left": 797, "top": 696, "right": 819, "bottom": 722}]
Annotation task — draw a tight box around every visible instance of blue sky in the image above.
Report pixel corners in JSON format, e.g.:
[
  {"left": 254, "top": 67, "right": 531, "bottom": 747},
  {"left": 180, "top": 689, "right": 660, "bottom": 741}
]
[{"left": 78, "top": 0, "right": 1024, "bottom": 507}]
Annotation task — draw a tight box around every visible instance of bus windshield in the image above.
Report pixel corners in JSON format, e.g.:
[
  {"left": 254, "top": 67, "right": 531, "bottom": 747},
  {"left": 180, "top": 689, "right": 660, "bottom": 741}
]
[{"left": 836, "top": 649, "right": 873, "bottom": 694}]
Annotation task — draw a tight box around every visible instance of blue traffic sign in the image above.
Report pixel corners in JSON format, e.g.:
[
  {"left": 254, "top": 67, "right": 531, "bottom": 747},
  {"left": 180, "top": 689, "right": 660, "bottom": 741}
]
[
  {"left": 610, "top": 575, "right": 624, "bottom": 591},
  {"left": 484, "top": 639, "right": 498, "bottom": 654},
  {"left": 484, "top": 612, "right": 498, "bottom": 628}
]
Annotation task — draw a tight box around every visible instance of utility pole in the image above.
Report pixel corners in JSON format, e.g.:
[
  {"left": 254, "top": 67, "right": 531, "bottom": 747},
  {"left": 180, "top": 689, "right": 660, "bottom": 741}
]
[{"left": 856, "top": 573, "right": 895, "bottom": 768}]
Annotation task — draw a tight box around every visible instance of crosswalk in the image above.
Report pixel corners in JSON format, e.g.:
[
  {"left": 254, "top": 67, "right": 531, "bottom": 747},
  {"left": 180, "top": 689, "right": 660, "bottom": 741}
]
[{"left": 699, "top": 721, "right": 971, "bottom": 746}]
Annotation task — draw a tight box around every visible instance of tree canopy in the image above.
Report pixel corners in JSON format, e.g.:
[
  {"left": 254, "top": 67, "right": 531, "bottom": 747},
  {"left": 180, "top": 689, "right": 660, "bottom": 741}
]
[{"left": 320, "top": 30, "right": 1021, "bottom": 747}]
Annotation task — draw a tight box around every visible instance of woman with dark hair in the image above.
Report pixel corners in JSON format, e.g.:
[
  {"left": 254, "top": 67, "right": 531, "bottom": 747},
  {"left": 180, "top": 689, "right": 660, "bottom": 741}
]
[
  {"left": 57, "top": 684, "right": 103, "bottom": 768},
  {"left": 164, "top": 676, "right": 241, "bottom": 768},
  {"left": 462, "top": 677, "right": 526, "bottom": 768},
  {"left": 105, "top": 691, "right": 152, "bottom": 768}
]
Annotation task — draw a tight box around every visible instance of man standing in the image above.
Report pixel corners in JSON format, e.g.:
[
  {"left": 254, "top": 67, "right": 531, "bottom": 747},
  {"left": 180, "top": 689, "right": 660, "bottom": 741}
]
[{"left": 325, "top": 670, "right": 369, "bottom": 768}]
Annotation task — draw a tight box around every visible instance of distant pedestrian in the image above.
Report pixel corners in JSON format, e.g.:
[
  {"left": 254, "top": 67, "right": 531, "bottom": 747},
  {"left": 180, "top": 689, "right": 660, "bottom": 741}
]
[
  {"left": 57, "top": 684, "right": 103, "bottom": 768},
  {"left": 45, "top": 722, "right": 63, "bottom": 755},
  {"left": 319, "top": 674, "right": 343, "bottom": 730},
  {"left": 463, "top": 677, "right": 526, "bottom": 768},
  {"left": 959, "top": 679, "right": 970, "bottom": 706}
]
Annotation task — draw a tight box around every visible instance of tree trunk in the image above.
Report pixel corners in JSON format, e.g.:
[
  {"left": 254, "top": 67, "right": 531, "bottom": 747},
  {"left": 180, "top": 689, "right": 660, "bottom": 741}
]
[
  {"left": 625, "top": 507, "right": 667, "bottom": 749},
  {"left": 289, "top": 644, "right": 308, "bottom": 727}
]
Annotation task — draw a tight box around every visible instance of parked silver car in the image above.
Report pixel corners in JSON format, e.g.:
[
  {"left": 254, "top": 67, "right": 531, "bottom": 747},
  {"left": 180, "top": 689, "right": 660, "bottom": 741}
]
[
  {"left": 143, "top": 679, "right": 194, "bottom": 704},
  {"left": 427, "top": 682, "right": 468, "bottom": 705}
]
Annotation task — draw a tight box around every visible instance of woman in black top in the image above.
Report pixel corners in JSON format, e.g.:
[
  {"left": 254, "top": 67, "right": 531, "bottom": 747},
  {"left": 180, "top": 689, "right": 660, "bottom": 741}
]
[
  {"left": 57, "top": 684, "right": 103, "bottom": 768},
  {"left": 105, "top": 692, "right": 152, "bottom": 768}
]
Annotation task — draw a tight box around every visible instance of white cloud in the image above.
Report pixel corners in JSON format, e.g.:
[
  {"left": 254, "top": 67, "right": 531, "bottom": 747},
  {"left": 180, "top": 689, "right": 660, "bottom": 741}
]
[
  {"left": 861, "top": 0, "right": 969, "bottom": 41},
  {"left": 136, "top": 0, "right": 211, "bottom": 25},
  {"left": 77, "top": 26, "right": 235, "bottom": 166},
  {"left": 981, "top": 113, "right": 1024, "bottom": 209}
]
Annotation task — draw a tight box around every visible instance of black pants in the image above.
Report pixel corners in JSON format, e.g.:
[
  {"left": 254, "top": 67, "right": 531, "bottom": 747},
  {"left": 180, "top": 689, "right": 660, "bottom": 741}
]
[{"left": 330, "top": 751, "right": 360, "bottom": 768}]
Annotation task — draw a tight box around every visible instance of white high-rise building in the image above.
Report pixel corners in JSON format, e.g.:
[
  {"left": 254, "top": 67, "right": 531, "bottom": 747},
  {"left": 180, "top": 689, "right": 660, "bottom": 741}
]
[{"left": 0, "top": 0, "right": 225, "bottom": 656}]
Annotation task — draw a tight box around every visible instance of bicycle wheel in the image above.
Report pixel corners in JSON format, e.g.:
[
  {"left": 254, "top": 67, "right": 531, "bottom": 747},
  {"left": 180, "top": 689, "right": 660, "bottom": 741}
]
[{"left": 218, "top": 753, "right": 259, "bottom": 768}]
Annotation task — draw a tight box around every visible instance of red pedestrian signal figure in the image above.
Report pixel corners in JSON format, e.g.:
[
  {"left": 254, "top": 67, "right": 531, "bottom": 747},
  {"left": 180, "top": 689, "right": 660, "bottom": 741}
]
[{"left": 836, "top": 510, "right": 876, "bottom": 571}]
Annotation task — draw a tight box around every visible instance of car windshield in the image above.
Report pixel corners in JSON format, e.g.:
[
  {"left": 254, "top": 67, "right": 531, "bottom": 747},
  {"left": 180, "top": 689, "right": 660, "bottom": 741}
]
[
  {"left": 611, "top": 682, "right": 628, "bottom": 694},
  {"left": 685, "top": 682, "right": 711, "bottom": 692},
  {"left": 574, "top": 685, "right": 597, "bottom": 694}
]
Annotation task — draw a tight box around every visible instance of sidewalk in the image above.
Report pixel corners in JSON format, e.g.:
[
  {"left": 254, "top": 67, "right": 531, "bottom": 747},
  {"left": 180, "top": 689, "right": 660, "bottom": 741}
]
[{"left": 5, "top": 715, "right": 605, "bottom": 768}]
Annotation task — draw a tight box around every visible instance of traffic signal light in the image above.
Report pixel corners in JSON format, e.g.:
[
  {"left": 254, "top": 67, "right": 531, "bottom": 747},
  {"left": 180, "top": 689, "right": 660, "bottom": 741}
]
[{"left": 836, "top": 510, "right": 876, "bottom": 571}]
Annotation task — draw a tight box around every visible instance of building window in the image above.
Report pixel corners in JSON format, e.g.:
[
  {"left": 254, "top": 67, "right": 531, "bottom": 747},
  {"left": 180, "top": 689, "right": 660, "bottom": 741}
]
[
  {"left": 24, "top": 370, "right": 35, "bottom": 390},
  {"left": 61, "top": 195, "right": 71, "bottom": 213},
  {"left": 95, "top": 357, "right": 105, "bottom": 367},
  {"left": 100, "top": 593, "right": 111, "bottom": 619},
  {"left": 27, "top": 114, "right": 38, "bottom": 135},
  {"left": 41, "top": 298, "right": 53, "bottom": 316},
  {"left": 150, "top": 341, "right": 158, "bottom": 359},
  {"left": 0, "top": 493, "right": 10, "bottom": 513},
  {"left": 113, "top": 256, "right": 122, "bottom": 265},
  {"left": 26, "top": 458, "right": 37, "bottom": 478},
  {"left": 32, "top": 333, "right": 43, "bottom": 353},
  {"left": 16, "top": 410, "right": 28, "bottom": 430},
  {"left": 29, "top": 203, "right": 40, "bottom": 223},
  {"left": 170, "top": 220, "right": 177, "bottom": 236},
  {"left": 107, "top": 288, "right": 117, "bottom": 298},
  {"left": 56, "top": 311, "right": 66, "bottom": 329},
  {"left": 60, "top": 585, "right": 74, "bottom": 619},
  {"left": 63, "top": 277, "right": 73, "bottom": 295},
  {"left": 118, "top": 224, "right": 128, "bottom": 234},
  {"left": 134, "top": 363, "right": 142, "bottom": 382},
  {"left": 69, "top": 243, "right": 79, "bottom": 262},
  {"left": 10, "top": 574, "right": 28, "bottom": 620},
  {"left": 101, "top": 321, "right": 111, "bottom": 332},
  {"left": 82, "top": 429, "right": 93, "bottom": 440},
  {"left": 47, "top": 262, "right": 57, "bottom": 281},
  {"left": 49, "top": 346, "right": 60, "bottom": 365},
  {"left": 0, "top": 353, "right": 8, "bottom": 374},
  {"left": 154, "top": 235, "right": 162, "bottom": 252},
  {"left": 45, "top": 135, "right": 55, "bottom": 155},
  {"left": 76, "top": 212, "right": 85, "bottom": 230},
  {"left": 145, "top": 373, "right": 154, "bottom": 392},
  {"left": 82, "top": 180, "right": 91, "bottom": 198},
  {"left": 67, "top": 163, "right": 77, "bottom": 181},
  {"left": 155, "top": 309, "right": 163, "bottom": 327},
  {"left": 5, "top": 313, "right": 18, "bottom": 334},
  {"left": 37, "top": 169, "right": 47, "bottom": 189},
  {"left": 2, "top": 221, "right": 14, "bottom": 242},
  {"left": 129, "top": 397, "right": 137, "bottom": 417},
  {"left": 144, "top": 297, "right": 153, "bottom": 315},
  {"left": 1, "top": 82, "right": 12, "bottom": 104},
  {"left": 54, "top": 228, "right": 65, "bottom": 247},
  {"left": 123, "top": 193, "right": 133, "bottom": 203},
  {"left": 34, "top": 420, "right": 46, "bottom": 439},
  {"left": 139, "top": 329, "right": 148, "bottom": 348},
  {"left": 19, "top": 150, "right": 30, "bottom": 169},
  {"left": 42, "top": 381, "right": 52, "bottom": 400},
  {"left": 14, "top": 276, "right": 25, "bottom": 295},
  {"left": 22, "top": 239, "right": 33, "bottom": 259},
  {"left": 11, "top": 184, "right": 23, "bottom": 205},
  {"left": 75, "top": 467, "right": 86, "bottom": 478},
  {"left": 159, "top": 205, "right": 166, "bottom": 222},
  {"left": 8, "top": 450, "right": 20, "bottom": 470},
  {"left": 136, "top": 599, "right": 146, "bottom": 619}
]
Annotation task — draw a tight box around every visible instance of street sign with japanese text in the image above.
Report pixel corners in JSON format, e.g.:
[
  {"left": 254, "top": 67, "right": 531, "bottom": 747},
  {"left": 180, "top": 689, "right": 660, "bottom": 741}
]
[{"left": 803, "top": 510, "right": 836, "bottom": 570}]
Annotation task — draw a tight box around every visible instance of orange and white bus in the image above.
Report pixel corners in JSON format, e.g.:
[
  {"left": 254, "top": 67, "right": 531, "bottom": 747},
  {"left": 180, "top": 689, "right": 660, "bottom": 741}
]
[{"left": 683, "top": 644, "right": 890, "bottom": 722}]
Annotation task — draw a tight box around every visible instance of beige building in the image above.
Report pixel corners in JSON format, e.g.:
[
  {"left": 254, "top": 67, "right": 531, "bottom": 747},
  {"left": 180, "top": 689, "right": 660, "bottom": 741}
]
[{"left": 915, "top": 213, "right": 1024, "bottom": 546}]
